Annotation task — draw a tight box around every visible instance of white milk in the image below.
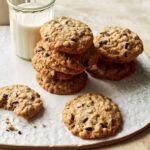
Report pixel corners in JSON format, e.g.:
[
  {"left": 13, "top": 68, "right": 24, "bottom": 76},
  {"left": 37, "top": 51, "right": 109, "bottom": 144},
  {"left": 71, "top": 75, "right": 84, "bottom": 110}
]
[
  {"left": 9, "top": 2, "right": 54, "bottom": 60},
  {"left": 11, "top": 22, "right": 41, "bottom": 60},
  {"left": 0, "top": 0, "right": 9, "bottom": 25}
]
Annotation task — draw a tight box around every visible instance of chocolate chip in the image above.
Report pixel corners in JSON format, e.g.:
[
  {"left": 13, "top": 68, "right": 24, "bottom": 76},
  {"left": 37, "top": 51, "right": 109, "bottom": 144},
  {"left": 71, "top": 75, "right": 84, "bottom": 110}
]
[
  {"left": 76, "top": 103, "right": 85, "bottom": 108},
  {"left": 85, "top": 127, "right": 93, "bottom": 132},
  {"left": 53, "top": 75, "right": 58, "bottom": 80},
  {"left": 100, "top": 123, "right": 108, "bottom": 128},
  {"left": 44, "top": 53, "right": 49, "bottom": 57},
  {"left": 82, "top": 103, "right": 85, "bottom": 107},
  {"left": 99, "top": 40, "right": 107, "bottom": 47},
  {"left": 70, "top": 36, "right": 78, "bottom": 41},
  {"left": 37, "top": 46, "right": 45, "bottom": 52},
  {"left": 36, "top": 93, "right": 40, "bottom": 98},
  {"left": 11, "top": 101, "right": 18, "bottom": 107},
  {"left": 134, "top": 36, "right": 139, "bottom": 40},
  {"left": 82, "top": 117, "right": 88, "bottom": 123},
  {"left": 124, "top": 51, "right": 128, "bottom": 57},
  {"left": 90, "top": 101, "right": 94, "bottom": 106},
  {"left": 70, "top": 114, "right": 74, "bottom": 121},
  {"left": 101, "top": 32, "right": 110, "bottom": 36},
  {"left": 71, "top": 38, "right": 77, "bottom": 42},
  {"left": 2, "top": 94, "right": 8, "bottom": 100},
  {"left": 71, "top": 124, "right": 75, "bottom": 128},
  {"left": 121, "top": 33, "right": 127, "bottom": 37},
  {"left": 125, "top": 43, "right": 132, "bottom": 50},
  {"left": 45, "top": 37, "right": 51, "bottom": 42},
  {"left": 78, "top": 31, "right": 84, "bottom": 37},
  {"left": 64, "top": 20, "right": 69, "bottom": 25}
]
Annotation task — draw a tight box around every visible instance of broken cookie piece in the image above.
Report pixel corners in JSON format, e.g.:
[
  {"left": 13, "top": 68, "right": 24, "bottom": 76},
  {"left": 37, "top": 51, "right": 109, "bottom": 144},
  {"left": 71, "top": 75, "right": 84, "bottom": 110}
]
[{"left": 0, "top": 85, "right": 43, "bottom": 120}]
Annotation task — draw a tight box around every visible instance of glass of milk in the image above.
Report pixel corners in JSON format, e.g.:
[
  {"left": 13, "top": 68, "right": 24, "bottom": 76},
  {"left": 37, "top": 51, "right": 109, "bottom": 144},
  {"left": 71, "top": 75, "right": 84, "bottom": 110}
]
[{"left": 7, "top": 0, "right": 55, "bottom": 60}]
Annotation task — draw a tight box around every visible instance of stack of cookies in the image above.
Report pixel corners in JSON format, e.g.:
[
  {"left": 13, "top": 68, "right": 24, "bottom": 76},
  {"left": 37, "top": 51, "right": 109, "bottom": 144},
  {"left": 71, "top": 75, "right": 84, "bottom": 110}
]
[
  {"left": 87, "top": 27, "right": 144, "bottom": 80},
  {"left": 32, "top": 17, "right": 94, "bottom": 95}
]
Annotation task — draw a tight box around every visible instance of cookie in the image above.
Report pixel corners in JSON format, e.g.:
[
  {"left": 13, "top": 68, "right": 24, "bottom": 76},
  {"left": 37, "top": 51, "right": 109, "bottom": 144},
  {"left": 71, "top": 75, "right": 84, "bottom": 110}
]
[
  {"left": 36, "top": 72, "right": 88, "bottom": 95},
  {"left": 34, "top": 40, "right": 85, "bottom": 71},
  {"left": 94, "top": 27, "right": 143, "bottom": 63},
  {"left": 62, "top": 93, "right": 122, "bottom": 139},
  {"left": 40, "top": 16, "right": 93, "bottom": 54},
  {"left": 85, "top": 49, "right": 100, "bottom": 68},
  {"left": 0, "top": 85, "right": 43, "bottom": 119},
  {"left": 32, "top": 50, "right": 85, "bottom": 75},
  {"left": 35, "top": 66, "right": 74, "bottom": 80},
  {"left": 87, "top": 61, "right": 136, "bottom": 80}
]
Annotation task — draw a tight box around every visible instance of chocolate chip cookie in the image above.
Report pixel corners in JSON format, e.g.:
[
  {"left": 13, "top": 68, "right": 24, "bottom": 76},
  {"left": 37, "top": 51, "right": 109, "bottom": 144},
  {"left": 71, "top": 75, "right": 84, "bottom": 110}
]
[
  {"left": 35, "top": 66, "right": 74, "bottom": 80},
  {"left": 0, "top": 85, "right": 43, "bottom": 120},
  {"left": 87, "top": 61, "right": 136, "bottom": 80},
  {"left": 94, "top": 27, "right": 143, "bottom": 63},
  {"left": 62, "top": 93, "right": 122, "bottom": 139},
  {"left": 40, "top": 16, "right": 93, "bottom": 54},
  {"left": 34, "top": 40, "right": 86, "bottom": 71},
  {"left": 36, "top": 72, "right": 88, "bottom": 95},
  {"left": 32, "top": 49, "right": 85, "bottom": 75}
]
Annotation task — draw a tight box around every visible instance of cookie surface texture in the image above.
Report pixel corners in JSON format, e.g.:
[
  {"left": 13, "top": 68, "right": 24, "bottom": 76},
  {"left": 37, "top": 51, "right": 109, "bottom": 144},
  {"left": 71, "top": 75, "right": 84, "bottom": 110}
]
[
  {"left": 62, "top": 93, "right": 122, "bottom": 139},
  {"left": 34, "top": 40, "right": 86, "bottom": 71},
  {"left": 32, "top": 52, "right": 84, "bottom": 75},
  {"left": 94, "top": 27, "right": 143, "bottom": 63},
  {"left": 40, "top": 16, "right": 93, "bottom": 54},
  {"left": 36, "top": 72, "right": 88, "bottom": 95},
  {"left": 87, "top": 61, "right": 136, "bottom": 80},
  {"left": 0, "top": 85, "right": 43, "bottom": 119}
]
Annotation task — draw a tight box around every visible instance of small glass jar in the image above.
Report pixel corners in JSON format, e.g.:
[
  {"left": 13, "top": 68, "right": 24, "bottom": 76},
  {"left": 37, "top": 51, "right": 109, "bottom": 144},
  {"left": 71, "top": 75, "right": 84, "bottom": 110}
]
[{"left": 7, "top": 0, "right": 55, "bottom": 60}]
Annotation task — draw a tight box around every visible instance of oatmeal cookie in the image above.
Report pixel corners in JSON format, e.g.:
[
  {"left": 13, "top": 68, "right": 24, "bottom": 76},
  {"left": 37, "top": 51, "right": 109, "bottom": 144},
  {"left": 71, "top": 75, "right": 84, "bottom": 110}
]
[
  {"left": 36, "top": 72, "right": 88, "bottom": 95},
  {"left": 0, "top": 85, "right": 43, "bottom": 119},
  {"left": 32, "top": 50, "right": 85, "bottom": 75},
  {"left": 34, "top": 40, "right": 85, "bottom": 71},
  {"left": 87, "top": 61, "right": 136, "bottom": 80},
  {"left": 40, "top": 16, "right": 93, "bottom": 54},
  {"left": 94, "top": 27, "right": 143, "bottom": 63},
  {"left": 36, "top": 67, "right": 74, "bottom": 80},
  {"left": 62, "top": 93, "right": 122, "bottom": 139}
]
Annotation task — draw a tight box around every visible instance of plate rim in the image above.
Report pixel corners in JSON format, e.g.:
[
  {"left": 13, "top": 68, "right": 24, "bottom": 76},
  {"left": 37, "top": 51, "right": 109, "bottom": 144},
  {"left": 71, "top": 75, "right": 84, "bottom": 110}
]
[{"left": 0, "top": 123, "right": 149, "bottom": 150}]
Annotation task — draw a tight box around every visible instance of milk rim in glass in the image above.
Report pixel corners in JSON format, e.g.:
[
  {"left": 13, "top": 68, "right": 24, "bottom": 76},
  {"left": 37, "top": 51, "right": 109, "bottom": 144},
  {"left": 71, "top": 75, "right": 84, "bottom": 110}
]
[{"left": 7, "top": 0, "right": 55, "bottom": 60}]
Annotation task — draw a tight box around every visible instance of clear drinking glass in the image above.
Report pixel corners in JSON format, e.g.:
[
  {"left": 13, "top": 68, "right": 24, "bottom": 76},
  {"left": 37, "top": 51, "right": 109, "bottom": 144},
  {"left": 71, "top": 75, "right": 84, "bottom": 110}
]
[{"left": 7, "top": 0, "right": 55, "bottom": 60}]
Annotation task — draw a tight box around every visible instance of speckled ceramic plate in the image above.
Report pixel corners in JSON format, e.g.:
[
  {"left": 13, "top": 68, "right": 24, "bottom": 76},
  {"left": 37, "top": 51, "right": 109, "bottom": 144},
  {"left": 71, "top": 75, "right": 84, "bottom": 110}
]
[{"left": 0, "top": 0, "right": 150, "bottom": 149}]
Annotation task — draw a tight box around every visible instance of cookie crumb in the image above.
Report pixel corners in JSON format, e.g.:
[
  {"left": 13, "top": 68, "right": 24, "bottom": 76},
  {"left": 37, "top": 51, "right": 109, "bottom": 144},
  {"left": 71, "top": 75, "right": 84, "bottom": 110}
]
[
  {"left": 18, "top": 131, "right": 22, "bottom": 135},
  {"left": 42, "top": 124, "right": 47, "bottom": 128},
  {"left": 32, "top": 124, "right": 37, "bottom": 128},
  {"left": 5, "top": 118, "right": 18, "bottom": 132}
]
